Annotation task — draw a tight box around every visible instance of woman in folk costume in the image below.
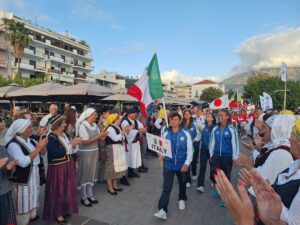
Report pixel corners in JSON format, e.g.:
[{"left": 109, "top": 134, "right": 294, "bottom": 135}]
[
  {"left": 121, "top": 107, "right": 147, "bottom": 178},
  {"left": 236, "top": 114, "right": 294, "bottom": 194},
  {"left": 76, "top": 108, "right": 107, "bottom": 207},
  {"left": 0, "top": 149, "right": 17, "bottom": 225},
  {"left": 43, "top": 115, "right": 82, "bottom": 224},
  {"left": 5, "top": 119, "right": 48, "bottom": 225},
  {"left": 104, "top": 113, "right": 131, "bottom": 195},
  {"left": 153, "top": 108, "right": 167, "bottom": 136}
]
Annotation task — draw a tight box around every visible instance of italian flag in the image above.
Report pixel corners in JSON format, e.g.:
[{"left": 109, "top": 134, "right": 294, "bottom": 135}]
[{"left": 128, "top": 54, "right": 164, "bottom": 117}]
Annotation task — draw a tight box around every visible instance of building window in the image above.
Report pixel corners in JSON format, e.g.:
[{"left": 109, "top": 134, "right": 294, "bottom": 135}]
[
  {"left": 29, "top": 60, "right": 36, "bottom": 69},
  {"left": 29, "top": 46, "right": 36, "bottom": 54}
]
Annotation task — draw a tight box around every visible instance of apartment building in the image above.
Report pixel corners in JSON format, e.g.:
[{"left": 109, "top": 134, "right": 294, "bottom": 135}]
[
  {"left": 191, "top": 79, "right": 225, "bottom": 99},
  {"left": 174, "top": 82, "right": 192, "bottom": 100},
  {"left": 87, "top": 70, "right": 126, "bottom": 91},
  {"left": 0, "top": 11, "right": 94, "bottom": 83}
]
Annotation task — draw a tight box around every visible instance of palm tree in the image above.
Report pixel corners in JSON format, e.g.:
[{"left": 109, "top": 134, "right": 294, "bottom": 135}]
[{"left": 3, "top": 18, "right": 31, "bottom": 79}]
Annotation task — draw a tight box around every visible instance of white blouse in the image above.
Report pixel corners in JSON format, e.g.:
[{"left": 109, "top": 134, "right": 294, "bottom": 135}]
[
  {"left": 7, "top": 136, "right": 40, "bottom": 167},
  {"left": 121, "top": 119, "right": 143, "bottom": 144},
  {"left": 78, "top": 121, "right": 100, "bottom": 140},
  {"left": 106, "top": 126, "right": 124, "bottom": 142},
  {"left": 58, "top": 134, "right": 77, "bottom": 155},
  {"left": 278, "top": 160, "right": 300, "bottom": 225}
]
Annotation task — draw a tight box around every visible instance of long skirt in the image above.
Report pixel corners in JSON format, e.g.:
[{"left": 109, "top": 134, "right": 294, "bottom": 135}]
[
  {"left": 77, "top": 150, "right": 99, "bottom": 188},
  {"left": 13, "top": 165, "right": 39, "bottom": 225},
  {"left": 104, "top": 145, "right": 126, "bottom": 180},
  {"left": 13, "top": 166, "right": 39, "bottom": 214},
  {"left": 43, "top": 159, "right": 79, "bottom": 221},
  {"left": 0, "top": 191, "right": 16, "bottom": 225},
  {"left": 127, "top": 142, "right": 142, "bottom": 169}
]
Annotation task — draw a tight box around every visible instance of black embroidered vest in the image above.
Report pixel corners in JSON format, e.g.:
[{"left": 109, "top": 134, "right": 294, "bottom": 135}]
[
  {"left": 123, "top": 118, "right": 140, "bottom": 143},
  {"left": 254, "top": 145, "right": 290, "bottom": 168},
  {"left": 273, "top": 167, "right": 300, "bottom": 208},
  {"left": 7, "top": 138, "right": 33, "bottom": 185},
  {"left": 105, "top": 125, "right": 123, "bottom": 145}
]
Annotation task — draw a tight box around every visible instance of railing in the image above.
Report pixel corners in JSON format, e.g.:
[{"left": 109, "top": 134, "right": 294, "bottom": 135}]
[
  {"left": 74, "top": 73, "right": 87, "bottom": 79},
  {"left": 48, "top": 68, "right": 63, "bottom": 74},
  {"left": 0, "top": 43, "right": 6, "bottom": 50},
  {"left": 0, "top": 60, "right": 7, "bottom": 67},
  {"left": 49, "top": 55, "right": 64, "bottom": 63}
]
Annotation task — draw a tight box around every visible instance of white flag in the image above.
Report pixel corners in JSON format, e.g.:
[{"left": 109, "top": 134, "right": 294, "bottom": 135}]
[
  {"left": 281, "top": 62, "right": 287, "bottom": 82},
  {"left": 263, "top": 92, "right": 273, "bottom": 111},
  {"left": 209, "top": 95, "right": 229, "bottom": 109},
  {"left": 259, "top": 95, "right": 265, "bottom": 110}
]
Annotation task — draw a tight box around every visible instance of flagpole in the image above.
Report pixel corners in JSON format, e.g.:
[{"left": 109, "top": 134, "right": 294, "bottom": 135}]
[
  {"left": 161, "top": 97, "right": 169, "bottom": 127},
  {"left": 284, "top": 80, "right": 287, "bottom": 110}
]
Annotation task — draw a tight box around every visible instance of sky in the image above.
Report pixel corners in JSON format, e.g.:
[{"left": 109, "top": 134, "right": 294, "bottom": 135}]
[{"left": 1, "top": 0, "right": 300, "bottom": 83}]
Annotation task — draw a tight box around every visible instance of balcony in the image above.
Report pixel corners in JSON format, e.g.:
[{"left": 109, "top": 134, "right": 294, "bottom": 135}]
[
  {"left": 73, "top": 63, "right": 94, "bottom": 71},
  {"left": 24, "top": 48, "right": 45, "bottom": 58},
  {"left": 0, "top": 43, "right": 7, "bottom": 50},
  {"left": 49, "top": 72, "right": 75, "bottom": 83},
  {"left": 74, "top": 73, "right": 87, "bottom": 79},
  {"left": 0, "top": 60, "right": 7, "bottom": 68},
  {"left": 46, "top": 55, "right": 73, "bottom": 66}
]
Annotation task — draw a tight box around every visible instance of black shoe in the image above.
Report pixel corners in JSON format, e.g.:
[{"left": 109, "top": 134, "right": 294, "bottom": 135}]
[
  {"left": 107, "top": 189, "right": 118, "bottom": 195},
  {"left": 63, "top": 213, "right": 71, "bottom": 219},
  {"left": 128, "top": 171, "right": 140, "bottom": 178},
  {"left": 30, "top": 215, "right": 39, "bottom": 221},
  {"left": 138, "top": 167, "right": 148, "bottom": 173},
  {"left": 87, "top": 197, "right": 99, "bottom": 204},
  {"left": 120, "top": 176, "right": 130, "bottom": 186},
  {"left": 55, "top": 218, "right": 68, "bottom": 225},
  {"left": 114, "top": 187, "right": 123, "bottom": 192},
  {"left": 142, "top": 165, "right": 149, "bottom": 171},
  {"left": 81, "top": 199, "right": 92, "bottom": 207}
]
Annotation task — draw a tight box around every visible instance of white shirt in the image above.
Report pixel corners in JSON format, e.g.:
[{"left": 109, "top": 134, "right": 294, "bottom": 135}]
[
  {"left": 78, "top": 121, "right": 99, "bottom": 141},
  {"left": 7, "top": 136, "right": 40, "bottom": 167},
  {"left": 121, "top": 119, "right": 143, "bottom": 144},
  {"left": 59, "top": 134, "right": 77, "bottom": 155},
  {"left": 154, "top": 118, "right": 163, "bottom": 130},
  {"left": 277, "top": 160, "right": 300, "bottom": 225},
  {"left": 39, "top": 114, "right": 52, "bottom": 127},
  {"left": 107, "top": 126, "right": 124, "bottom": 142},
  {"left": 249, "top": 149, "right": 294, "bottom": 195}
]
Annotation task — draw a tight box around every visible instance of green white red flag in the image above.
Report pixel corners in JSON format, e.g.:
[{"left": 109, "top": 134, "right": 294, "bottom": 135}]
[{"left": 127, "top": 54, "right": 164, "bottom": 117}]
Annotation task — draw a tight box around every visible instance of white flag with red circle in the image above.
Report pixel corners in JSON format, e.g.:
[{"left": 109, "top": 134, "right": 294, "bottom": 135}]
[{"left": 209, "top": 95, "right": 229, "bottom": 109}]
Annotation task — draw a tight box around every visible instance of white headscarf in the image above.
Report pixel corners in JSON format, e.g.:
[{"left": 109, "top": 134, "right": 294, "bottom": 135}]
[
  {"left": 75, "top": 108, "right": 96, "bottom": 136},
  {"left": 5, "top": 119, "right": 31, "bottom": 145},
  {"left": 265, "top": 114, "right": 296, "bottom": 149}
]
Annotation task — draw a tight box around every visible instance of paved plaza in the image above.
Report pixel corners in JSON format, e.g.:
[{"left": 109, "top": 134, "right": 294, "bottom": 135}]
[{"left": 32, "top": 145, "right": 246, "bottom": 225}]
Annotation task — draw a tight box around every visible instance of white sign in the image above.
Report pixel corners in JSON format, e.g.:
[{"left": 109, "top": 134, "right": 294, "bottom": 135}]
[
  {"left": 281, "top": 62, "right": 287, "bottom": 82},
  {"left": 263, "top": 92, "right": 273, "bottom": 111},
  {"left": 146, "top": 133, "right": 172, "bottom": 158}
]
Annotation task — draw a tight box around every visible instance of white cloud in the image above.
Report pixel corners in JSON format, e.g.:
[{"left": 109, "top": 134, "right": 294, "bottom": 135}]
[
  {"left": 232, "top": 27, "right": 300, "bottom": 73},
  {"left": 104, "top": 42, "right": 153, "bottom": 54},
  {"left": 161, "top": 69, "right": 224, "bottom": 84}
]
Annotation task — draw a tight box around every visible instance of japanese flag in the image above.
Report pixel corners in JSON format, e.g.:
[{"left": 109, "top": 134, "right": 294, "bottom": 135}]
[{"left": 209, "top": 95, "right": 229, "bottom": 109}]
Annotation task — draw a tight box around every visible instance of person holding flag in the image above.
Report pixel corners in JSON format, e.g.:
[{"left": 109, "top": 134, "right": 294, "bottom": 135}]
[{"left": 154, "top": 112, "right": 193, "bottom": 220}]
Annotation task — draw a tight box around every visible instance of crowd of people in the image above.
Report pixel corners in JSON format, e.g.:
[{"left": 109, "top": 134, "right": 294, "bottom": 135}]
[{"left": 0, "top": 100, "right": 300, "bottom": 225}]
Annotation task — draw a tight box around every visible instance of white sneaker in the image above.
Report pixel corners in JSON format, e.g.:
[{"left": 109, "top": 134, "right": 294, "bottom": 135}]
[
  {"left": 192, "top": 176, "right": 197, "bottom": 180},
  {"left": 178, "top": 200, "right": 185, "bottom": 210},
  {"left": 154, "top": 209, "right": 167, "bottom": 220},
  {"left": 186, "top": 182, "right": 191, "bottom": 188},
  {"left": 197, "top": 186, "right": 204, "bottom": 193}
]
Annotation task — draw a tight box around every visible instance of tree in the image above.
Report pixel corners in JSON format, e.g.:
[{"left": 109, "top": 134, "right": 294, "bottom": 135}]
[
  {"left": 200, "top": 87, "right": 223, "bottom": 102},
  {"left": 125, "top": 76, "right": 138, "bottom": 89},
  {"left": 227, "top": 89, "right": 235, "bottom": 99},
  {"left": 243, "top": 72, "right": 300, "bottom": 110},
  {"left": 4, "top": 19, "right": 31, "bottom": 79}
]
